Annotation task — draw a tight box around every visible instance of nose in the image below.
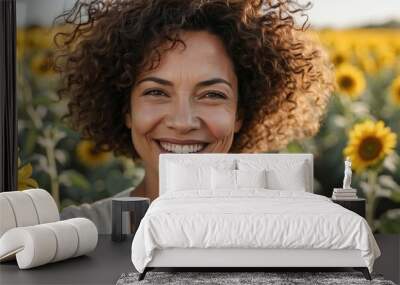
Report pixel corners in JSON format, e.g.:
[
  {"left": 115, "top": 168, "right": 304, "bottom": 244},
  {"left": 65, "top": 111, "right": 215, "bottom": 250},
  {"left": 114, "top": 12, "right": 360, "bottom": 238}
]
[{"left": 164, "top": 98, "right": 201, "bottom": 133}]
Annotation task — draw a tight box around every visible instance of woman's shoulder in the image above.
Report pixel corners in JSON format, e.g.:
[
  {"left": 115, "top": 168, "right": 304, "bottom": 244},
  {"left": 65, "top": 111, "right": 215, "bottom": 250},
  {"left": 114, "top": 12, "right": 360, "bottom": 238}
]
[
  {"left": 113, "top": 186, "right": 136, "bottom": 198},
  {"left": 59, "top": 186, "right": 137, "bottom": 229},
  {"left": 61, "top": 186, "right": 137, "bottom": 214}
]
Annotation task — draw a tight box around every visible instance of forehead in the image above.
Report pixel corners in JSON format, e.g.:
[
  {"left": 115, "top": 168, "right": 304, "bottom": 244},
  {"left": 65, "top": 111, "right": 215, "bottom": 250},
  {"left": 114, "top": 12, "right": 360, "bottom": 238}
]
[{"left": 138, "top": 30, "right": 237, "bottom": 86}]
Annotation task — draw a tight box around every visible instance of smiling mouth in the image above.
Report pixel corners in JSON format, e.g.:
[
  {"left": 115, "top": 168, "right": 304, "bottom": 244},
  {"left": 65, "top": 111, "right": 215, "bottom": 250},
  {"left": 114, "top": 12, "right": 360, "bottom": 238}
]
[{"left": 154, "top": 140, "right": 209, "bottom": 154}]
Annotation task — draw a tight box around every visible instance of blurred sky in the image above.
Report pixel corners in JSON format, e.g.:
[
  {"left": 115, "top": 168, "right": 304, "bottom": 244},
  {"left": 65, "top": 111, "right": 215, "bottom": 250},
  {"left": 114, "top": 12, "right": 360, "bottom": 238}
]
[
  {"left": 306, "top": 0, "right": 400, "bottom": 28},
  {"left": 16, "top": 0, "right": 400, "bottom": 28}
]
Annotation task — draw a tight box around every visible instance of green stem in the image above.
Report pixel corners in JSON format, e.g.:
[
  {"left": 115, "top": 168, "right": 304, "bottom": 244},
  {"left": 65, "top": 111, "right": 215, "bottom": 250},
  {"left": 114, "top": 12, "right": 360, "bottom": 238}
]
[
  {"left": 19, "top": 71, "right": 60, "bottom": 208},
  {"left": 44, "top": 131, "right": 60, "bottom": 209},
  {"left": 340, "top": 96, "right": 355, "bottom": 131},
  {"left": 366, "top": 170, "right": 378, "bottom": 231}
]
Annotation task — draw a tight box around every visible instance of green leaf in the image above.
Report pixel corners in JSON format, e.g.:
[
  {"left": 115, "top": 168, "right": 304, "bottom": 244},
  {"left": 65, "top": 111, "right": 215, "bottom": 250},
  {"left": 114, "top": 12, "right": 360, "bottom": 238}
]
[
  {"left": 378, "top": 209, "right": 400, "bottom": 234},
  {"left": 105, "top": 169, "right": 133, "bottom": 196},
  {"left": 60, "top": 198, "right": 77, "bottom": 210},
  {"left": 31, "top": 95, "right": 54, "bottom": 106},
  {"left": 390, "top": 191, "right": 400, "bottom": 203},
  {"left": 59, "top": 170, "right": 91, "bottom": 191},
  {"left": 54, "top": 149, "right": 67, "bottom": 165},
  {"left": 383, "top": 154, "right": 398, "bottom": 172},
  {"left": 23, "top": 129, "right": 39, "bottom": 155},
  {"left": 285, "top": 142, "right": 303, "bottom": 153},
  {"left": 379, "top": 175, "right": 399, "bottom": 190}
]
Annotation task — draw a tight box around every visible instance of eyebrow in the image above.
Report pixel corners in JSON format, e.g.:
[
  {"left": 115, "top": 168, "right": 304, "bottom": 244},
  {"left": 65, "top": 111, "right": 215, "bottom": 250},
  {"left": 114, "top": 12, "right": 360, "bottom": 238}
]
[{"left": 136, "top": 76, "right": 232, "bottom": 89}]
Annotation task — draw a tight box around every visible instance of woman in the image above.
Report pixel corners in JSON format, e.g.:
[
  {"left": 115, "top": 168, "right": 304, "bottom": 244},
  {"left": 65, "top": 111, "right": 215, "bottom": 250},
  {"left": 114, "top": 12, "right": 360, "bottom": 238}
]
[{"left": 55, "top": 0, "right": 334, "bottom": 234}]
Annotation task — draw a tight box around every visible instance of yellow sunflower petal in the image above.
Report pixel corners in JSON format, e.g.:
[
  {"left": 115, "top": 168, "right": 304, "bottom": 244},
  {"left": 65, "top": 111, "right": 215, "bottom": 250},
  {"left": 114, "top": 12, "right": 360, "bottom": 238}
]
[
  {"left": 24, "top": 178, "right": 39, "bottom": 188},
  {"left": 390, "top": 75, "right": 400, "bottom": 106},
  {"left": 343, "top": 120, "right": 397, "bottom": 172},
  {"left": 76, "top": 140, "right": 112, "bottom": 168},
  {"left": 335, "top": 64, "right": 366, "bottom": 99},
  {"left": 18, "top": 163, "right": 33, "bottom": 179}
]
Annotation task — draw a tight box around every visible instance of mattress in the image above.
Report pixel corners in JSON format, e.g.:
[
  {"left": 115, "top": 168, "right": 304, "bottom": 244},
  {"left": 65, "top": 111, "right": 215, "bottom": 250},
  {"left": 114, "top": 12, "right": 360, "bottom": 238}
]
[{"left": 131, "top": 189, "right": 381, "bottom": 273}]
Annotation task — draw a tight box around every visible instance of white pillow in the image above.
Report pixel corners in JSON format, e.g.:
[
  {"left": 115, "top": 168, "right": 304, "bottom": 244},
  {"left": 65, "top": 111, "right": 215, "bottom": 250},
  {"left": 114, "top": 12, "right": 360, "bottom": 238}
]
[
  {"left": 166, "top": 162, "right": 212, "bottom": 191},
  {"left": 211, "top": 168, "right": 268, "bottom": 190},
  {"left": 165, "top": 159, "right": 237, "bottom": 192},
  {"left": 211, "top": 168, "right": 236, "bottom": 190},
  {"left": 236, "top": 169, "right": 267, "bottom": 188},
  {"left": 237, "top": 159, "right": 308, "bottom": 191},
  {"left": 267, "top": 166, "right": 307, "bottom": 191},
  {"left": 165, "top": 158, "right": 237, "bottom": 171}
]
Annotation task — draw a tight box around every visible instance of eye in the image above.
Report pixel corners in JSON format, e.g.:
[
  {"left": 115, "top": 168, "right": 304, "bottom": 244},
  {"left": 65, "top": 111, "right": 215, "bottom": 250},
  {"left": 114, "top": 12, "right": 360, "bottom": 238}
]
[
  {"left": 143, "top": 89, "right": 167, "bottom": 97},
  {"left": 202, "top": 92, "right": 227, "bottom": 100}
]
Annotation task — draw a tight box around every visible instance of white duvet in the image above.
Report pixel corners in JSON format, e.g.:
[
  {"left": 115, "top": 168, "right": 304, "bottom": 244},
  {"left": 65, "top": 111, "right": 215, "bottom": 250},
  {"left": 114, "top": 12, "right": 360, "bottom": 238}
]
[{"left": 131, "top": 189, "right": 381, "bottom": 273}]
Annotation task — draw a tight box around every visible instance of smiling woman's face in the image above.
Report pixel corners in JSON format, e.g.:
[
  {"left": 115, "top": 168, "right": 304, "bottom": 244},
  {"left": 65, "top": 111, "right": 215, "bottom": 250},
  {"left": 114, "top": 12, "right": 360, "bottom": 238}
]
[{"left": 125, "top": 30, "right": 243, "bottom": 174}]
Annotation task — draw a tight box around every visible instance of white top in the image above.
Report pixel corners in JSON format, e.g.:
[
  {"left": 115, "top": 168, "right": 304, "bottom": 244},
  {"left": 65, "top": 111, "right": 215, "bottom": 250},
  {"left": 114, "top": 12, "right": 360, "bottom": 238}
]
[{"left": 60, "top": 187, "right": 135, "bottom": 234}]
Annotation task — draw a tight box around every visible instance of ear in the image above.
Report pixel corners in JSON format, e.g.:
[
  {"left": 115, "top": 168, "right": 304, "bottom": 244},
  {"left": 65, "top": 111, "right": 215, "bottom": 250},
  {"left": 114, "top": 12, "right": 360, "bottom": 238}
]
[{"left": 125, "top": 112, "right": 132, "bottom": 129}]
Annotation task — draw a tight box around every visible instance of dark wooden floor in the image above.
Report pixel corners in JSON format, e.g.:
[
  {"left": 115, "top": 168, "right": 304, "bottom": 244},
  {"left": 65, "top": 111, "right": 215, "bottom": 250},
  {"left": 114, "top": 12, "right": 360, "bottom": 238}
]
[
  {"left": 373, "top": 234, "right": 400, "bottom": 284},
  {"left": 0, "top": 235, "right": 135, "bottom": 284},
  {"left": 0, "top": 234, "right": 398, "bottom": 284}
]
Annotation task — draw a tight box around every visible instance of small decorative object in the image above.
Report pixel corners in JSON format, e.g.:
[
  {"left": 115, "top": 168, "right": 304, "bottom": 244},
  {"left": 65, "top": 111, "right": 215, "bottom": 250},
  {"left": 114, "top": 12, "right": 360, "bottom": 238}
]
[
  {"left": 343, "top": 157, "right": 352, "bottom": 189},
  {"left": 332, "top": 157, "right": 358, "bottom": 200}
]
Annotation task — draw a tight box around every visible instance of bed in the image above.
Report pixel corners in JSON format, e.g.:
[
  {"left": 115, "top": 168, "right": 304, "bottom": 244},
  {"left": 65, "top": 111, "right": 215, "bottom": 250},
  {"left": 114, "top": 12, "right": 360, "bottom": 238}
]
[{"left": 130, "top": 153, "right": 381, "bottom": 281}]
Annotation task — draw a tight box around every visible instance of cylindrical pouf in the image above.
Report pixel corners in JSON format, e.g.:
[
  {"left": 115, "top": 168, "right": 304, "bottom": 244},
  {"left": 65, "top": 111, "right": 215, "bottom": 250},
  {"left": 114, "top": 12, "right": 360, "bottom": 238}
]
[
  {"left": 0, "top": 196, "right": 17, "bottom": 237},
  {"left": 23, "top": 189, "right": 59, "bottom": 224},
  {"left": 42, "top": 220, "right": 79, "bottom": 262},
  {"left": 64, "top": 218, "right": 98, "bottom": 257},
  {"left": 0, "top": 225, "right": 57, "bottom": 269},
  {"left": 0, "top": 189, "right": 59, "bottom": 238},
  {"left": 0, "top": 218, "right": 98, "bottom": 269},
  {"left": 0, "top": 191, "right": 39, "bottom": 227}
]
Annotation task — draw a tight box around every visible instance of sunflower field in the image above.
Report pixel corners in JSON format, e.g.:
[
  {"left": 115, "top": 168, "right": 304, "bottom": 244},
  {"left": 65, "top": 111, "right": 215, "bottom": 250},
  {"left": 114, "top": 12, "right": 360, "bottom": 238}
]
[
  {"left": 284, "top": 28, "right": 400, "bottom": 233},
  {"left": 17, "top": 26, "right": 400, "bottom": 233},
  {"left": 16, "top": 26, "right": 145, "bottom": 211}
]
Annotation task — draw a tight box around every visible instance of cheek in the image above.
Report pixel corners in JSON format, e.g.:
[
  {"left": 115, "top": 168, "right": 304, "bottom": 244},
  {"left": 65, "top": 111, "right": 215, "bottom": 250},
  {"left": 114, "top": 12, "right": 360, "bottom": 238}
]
[
  {"left": 130, "top": 102, "right": 164, "bottom": 135},
  {"left": 200, "top": 107, "right": 237, "bottom": 139}
]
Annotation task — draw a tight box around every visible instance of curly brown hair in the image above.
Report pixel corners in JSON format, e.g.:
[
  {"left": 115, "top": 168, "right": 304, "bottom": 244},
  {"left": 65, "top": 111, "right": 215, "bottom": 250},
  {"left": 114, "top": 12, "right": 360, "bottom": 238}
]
[{"left": 54, "top": 0, "right": 334, "bottom": 160}]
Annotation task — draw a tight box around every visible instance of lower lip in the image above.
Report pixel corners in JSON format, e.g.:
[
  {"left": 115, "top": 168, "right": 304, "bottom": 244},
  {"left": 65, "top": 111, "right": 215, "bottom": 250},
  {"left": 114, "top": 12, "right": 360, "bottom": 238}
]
[{"left": 154, "top": 140, "right": 208, "bottom": 154}]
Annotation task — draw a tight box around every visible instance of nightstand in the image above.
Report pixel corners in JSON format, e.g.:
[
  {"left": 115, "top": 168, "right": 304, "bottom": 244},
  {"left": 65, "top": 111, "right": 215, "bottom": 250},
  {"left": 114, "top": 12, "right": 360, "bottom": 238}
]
[
  {"left": 112, "top": 197, "right": 150, "bottom": 242},
  {"left": 331, "top": 198, "right": 366, "bottom": 218}
]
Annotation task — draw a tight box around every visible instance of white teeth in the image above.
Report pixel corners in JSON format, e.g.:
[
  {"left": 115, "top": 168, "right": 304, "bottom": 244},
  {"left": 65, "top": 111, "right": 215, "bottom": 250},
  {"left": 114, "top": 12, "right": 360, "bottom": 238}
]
[{"left": 159, "top": 141, "right": 206, "bottom": 153}]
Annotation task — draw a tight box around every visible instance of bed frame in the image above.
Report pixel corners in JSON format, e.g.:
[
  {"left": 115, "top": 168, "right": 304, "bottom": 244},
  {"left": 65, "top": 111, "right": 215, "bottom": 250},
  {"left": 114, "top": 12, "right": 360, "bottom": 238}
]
[
  {"left": 138, "top": 153, "right": 372, "bottom": 281},
  {"left": 140, "top": 248, "right": 370, "bottom": 280}
]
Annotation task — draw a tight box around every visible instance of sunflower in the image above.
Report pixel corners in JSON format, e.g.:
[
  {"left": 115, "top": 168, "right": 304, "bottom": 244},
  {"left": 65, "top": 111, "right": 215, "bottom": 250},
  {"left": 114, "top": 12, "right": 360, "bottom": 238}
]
[
  {"left": 357, "top": 56, "right": 378, "bottom": 75},
  {"left": 30, "top": 50, "right": 56, "bottom": 76},
  {"left": 25, "top": 27, "right": 55, "bottom": 50},
  {"left": 335, "top": 64, "right": 366, "bottom": 99},
  {"left": 76, "top": 140, "right": 112, "bottom": 168},
  {"left": 373, "top": 46, "right": 396, "bottom": 70},
  {"left": 343, "top": 120, "right": 397, "bottom": 172},
  {"left": 330, "top": 47, "right": 350, "bottom": 66},
  {"left": 16, "top": 28, "right": 26, "bottom": 61},
  {"left": 18, "top": 161, "right": 39, "bottom": 191},
  {"left": 390, "top": 75, "right": 400, "bottom": 106},
  {"left": 353, "top": 46, "right": 378, "bottom": 75}
]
